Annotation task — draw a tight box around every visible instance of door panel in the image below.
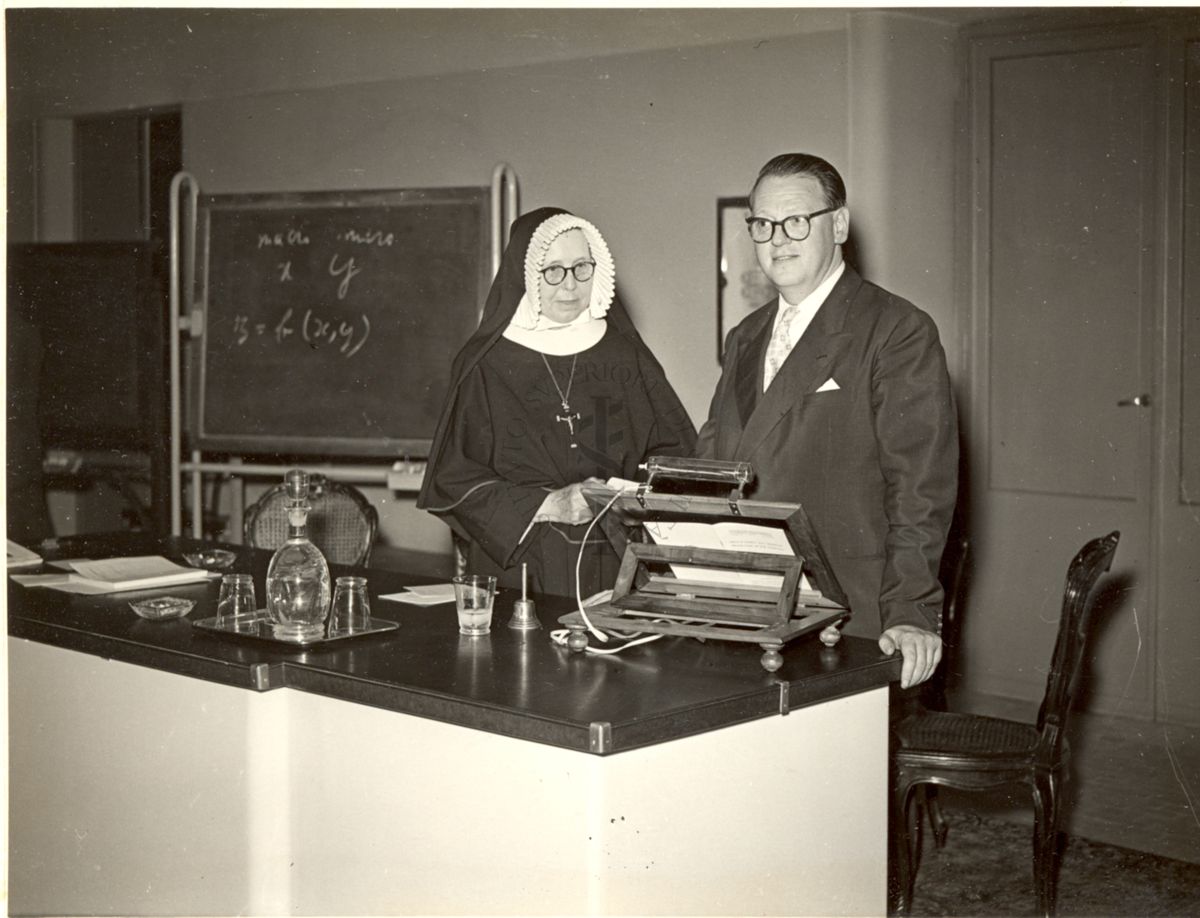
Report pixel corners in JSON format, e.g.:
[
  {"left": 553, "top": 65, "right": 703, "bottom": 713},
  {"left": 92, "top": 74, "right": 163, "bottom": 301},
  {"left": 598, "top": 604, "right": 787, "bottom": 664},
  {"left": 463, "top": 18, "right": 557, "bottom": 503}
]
[
  {"left": 966, "top": 29, "right": 1157, "bottom": 718},
  {"left": 1155, "top": 35, "right": 1200, "bottom": 725},
  {"left": 989, "top": 48, "right": 1146, "bottom": 499}
]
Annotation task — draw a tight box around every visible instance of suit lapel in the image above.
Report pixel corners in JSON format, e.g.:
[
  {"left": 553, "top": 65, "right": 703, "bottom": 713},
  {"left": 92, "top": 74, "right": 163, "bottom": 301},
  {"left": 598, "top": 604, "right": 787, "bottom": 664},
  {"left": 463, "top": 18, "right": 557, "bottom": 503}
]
[
  {"left": 735, "top": 269, "right": 861, "bottom": 458},
  {"left": 733, "top": 303, "right": 775, "bottom": 428}
]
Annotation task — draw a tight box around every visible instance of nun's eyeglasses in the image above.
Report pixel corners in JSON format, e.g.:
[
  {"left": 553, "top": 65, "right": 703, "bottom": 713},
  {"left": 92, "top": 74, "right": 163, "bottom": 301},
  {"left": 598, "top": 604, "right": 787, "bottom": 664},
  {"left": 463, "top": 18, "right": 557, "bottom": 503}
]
[
  {"left": 540, "top": 261, "right": 596, "bottom": 285},
  {"left": 745, "top": 206, "right": 838, "bottom": 243}
]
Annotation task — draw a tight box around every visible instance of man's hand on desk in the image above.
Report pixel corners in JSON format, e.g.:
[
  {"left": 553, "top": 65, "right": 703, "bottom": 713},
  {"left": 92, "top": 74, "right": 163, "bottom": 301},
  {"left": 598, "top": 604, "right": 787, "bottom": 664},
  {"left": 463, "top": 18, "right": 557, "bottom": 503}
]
[{"left": 879, "top": 625, "right": 943, "bottom": 689}]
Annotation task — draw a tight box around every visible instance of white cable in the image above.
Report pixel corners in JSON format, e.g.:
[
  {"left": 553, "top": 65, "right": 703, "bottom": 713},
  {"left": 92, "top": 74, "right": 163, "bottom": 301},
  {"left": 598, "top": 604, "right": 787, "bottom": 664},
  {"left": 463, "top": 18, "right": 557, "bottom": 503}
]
[
  {"left": 572, "top": 488, "right": 623, "bottom": 641},
  {"left": 545, "top": 486, "right": 667, "bottom": 656}
]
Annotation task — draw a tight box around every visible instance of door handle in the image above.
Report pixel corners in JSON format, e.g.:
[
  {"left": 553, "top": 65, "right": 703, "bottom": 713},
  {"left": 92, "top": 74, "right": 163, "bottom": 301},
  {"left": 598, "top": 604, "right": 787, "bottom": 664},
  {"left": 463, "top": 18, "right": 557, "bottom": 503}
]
[{"left": 1117, "top": 394, "right": 1151, "bottom": 407}]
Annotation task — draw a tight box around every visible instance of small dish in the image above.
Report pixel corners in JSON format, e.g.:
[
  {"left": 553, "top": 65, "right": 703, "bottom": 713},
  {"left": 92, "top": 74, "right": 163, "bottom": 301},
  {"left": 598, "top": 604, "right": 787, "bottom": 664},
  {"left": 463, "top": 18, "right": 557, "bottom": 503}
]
[
  {"left": 183, "top": 548, "right": 237, "bottom": 570},
  {"left": 130, "top": 597, "right": 196, "bottom": 621}
]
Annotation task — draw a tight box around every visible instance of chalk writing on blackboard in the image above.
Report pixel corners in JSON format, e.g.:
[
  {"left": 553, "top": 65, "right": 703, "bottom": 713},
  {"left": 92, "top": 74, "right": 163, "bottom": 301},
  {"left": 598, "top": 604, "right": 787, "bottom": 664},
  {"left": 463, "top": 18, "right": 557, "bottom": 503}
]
[
  {"left": 257, "top": 228, "right": 311, "bottom": 248},
  {"left": 231, "top": 308, "right": 369, "bottom": 357},
  {"left": 193, "top": 188, "right": 490, "bottom": 457}
]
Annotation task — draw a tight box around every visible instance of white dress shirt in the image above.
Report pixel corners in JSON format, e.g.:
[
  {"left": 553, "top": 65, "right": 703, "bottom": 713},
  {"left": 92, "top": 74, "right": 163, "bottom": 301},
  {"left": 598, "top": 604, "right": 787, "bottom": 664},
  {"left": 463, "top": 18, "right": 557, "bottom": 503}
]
[{"left": 763, "top": 261, "right": 845, "bottom": 391}]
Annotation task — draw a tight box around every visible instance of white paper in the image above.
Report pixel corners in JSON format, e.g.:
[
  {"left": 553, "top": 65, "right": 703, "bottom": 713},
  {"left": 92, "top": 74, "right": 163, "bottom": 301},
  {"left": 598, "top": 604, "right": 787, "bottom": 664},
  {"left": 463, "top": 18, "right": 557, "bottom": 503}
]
[
  {"left": 401, "top": 583, "right": 457, "bottom": 599},
  {"left": 7, "top": 539, "right": 43, "bottom": 570},
  {"left": 13, "top": 555, "right": 214, "bottom": 593},
  {"left": 379, "top": 590, "right": 455, "bottom": 606},
  {"left": 643, "top": 521, "right": 813, "bottom": 593},
  {"left": 604, "top": 477, "right": 640, "bottom": 492}
]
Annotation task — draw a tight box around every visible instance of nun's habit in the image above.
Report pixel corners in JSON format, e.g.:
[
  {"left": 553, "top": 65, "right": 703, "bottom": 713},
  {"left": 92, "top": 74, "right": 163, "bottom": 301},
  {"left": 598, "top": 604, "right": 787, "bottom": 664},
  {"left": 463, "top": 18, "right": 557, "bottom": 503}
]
[{"left": 418, "top": 208, "right": 696, "bottom": 599}]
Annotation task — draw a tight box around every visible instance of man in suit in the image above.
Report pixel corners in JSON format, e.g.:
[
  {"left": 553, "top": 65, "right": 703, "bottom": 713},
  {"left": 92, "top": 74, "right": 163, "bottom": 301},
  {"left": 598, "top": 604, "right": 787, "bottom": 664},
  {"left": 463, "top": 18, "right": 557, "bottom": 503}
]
[{"left": 697, "top": 153, "right": 958, "bottom": 689}]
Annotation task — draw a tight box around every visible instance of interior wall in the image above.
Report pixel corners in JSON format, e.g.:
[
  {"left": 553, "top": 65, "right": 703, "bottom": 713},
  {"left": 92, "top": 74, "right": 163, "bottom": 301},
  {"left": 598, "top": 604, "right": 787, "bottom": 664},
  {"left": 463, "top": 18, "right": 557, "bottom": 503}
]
[
  {"left": 7, "top": 9, "right": 964, "bottom": 561},
  {"left": 848, "top": 11, "right": 961, "bottom": 379},
  {"left": 181, "top": 31, "right": 852, "bottom": 554},
  {"left": 181, "top": 32, "right": 852, "bottom": 426}
]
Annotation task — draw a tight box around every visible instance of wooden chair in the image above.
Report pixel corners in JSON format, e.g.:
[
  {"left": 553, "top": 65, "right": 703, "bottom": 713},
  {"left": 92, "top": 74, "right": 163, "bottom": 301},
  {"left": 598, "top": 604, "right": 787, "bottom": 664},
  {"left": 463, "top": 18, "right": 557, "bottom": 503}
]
[
  {"left": 892, "top": 531, "right": 1120, "bottom": 917},
  {"left": 244, "top": 474, "right": 379, "bottom": 567},
  {"left": 913, "top": 533, "right": 972, "bottom": 848},
  {"left": 924, "top": 533, "right": 972, "bottom": 712}
]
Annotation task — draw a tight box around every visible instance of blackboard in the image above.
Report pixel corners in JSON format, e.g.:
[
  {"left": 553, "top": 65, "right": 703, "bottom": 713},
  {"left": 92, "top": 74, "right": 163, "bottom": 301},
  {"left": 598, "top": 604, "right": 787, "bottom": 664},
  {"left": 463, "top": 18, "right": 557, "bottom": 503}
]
[{"left": 193, "top": 187, "right": 491, "bottom": 457}]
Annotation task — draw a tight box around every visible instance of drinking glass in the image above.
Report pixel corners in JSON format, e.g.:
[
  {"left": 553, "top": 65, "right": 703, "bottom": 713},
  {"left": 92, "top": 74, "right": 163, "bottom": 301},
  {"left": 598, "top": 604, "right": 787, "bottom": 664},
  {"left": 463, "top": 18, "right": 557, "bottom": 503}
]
[
  {"left": 330, "top": 576, "right": 371, "bottom": 635},
  {"left": 217, "top": 573, "right": 257, "bottom": 632},
  {"left": 452, "top": 574, "right": 497, "bottom": 636}
]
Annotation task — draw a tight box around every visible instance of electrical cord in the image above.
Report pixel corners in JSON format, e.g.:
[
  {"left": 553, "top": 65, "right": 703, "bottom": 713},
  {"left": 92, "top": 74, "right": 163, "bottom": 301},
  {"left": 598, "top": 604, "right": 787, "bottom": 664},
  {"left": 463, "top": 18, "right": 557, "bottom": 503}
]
[
  {"left": 547, "top": 486, "right": 666, "bottom": 656},
  {"left": 420, "top": 478, "right": 503, "bottom": 514},
  {"left": 436, "top": 478, "right": 666, "bottom": 657}
]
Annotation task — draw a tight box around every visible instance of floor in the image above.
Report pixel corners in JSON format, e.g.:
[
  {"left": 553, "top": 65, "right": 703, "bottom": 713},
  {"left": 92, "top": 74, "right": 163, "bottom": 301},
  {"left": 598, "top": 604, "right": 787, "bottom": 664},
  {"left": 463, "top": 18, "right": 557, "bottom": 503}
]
[{"left": 946, "top": 693, "right": 1200, "bottom": 865}]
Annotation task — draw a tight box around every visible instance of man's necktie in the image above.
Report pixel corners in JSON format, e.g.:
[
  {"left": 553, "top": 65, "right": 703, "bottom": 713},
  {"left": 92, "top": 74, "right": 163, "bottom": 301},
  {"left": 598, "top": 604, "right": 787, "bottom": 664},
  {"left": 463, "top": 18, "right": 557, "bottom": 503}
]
[{"left": 763, "top": 303, "right": 798, "bottom": 391}]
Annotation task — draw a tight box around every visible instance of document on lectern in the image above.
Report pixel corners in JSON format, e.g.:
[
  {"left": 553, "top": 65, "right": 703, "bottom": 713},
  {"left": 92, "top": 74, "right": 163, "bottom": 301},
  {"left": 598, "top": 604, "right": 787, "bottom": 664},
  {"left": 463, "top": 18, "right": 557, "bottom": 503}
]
[{"left": 643, "top": 520, "right": 817, "bottom": 595}]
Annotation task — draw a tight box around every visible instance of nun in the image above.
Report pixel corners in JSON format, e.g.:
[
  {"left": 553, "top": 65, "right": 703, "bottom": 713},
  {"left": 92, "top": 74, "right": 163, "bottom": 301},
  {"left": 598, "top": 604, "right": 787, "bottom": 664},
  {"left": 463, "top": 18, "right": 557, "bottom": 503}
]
[{"left": 418, "top": 208, "right": 696, "bottom": 599}]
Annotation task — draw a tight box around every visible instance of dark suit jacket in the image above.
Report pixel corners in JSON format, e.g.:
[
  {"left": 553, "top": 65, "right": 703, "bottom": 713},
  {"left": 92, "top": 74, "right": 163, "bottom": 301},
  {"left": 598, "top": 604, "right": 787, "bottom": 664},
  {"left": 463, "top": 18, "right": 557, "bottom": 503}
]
[{"left": 696, "top": 266, "right": 958, "bottom": 639}]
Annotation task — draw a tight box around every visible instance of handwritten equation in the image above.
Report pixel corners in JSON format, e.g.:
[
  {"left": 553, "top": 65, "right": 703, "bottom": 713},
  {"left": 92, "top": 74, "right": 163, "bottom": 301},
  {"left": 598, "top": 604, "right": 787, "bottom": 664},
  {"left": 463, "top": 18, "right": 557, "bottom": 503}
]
[{"left": 231, "top": 307, "right": 370, "bottom": 358}]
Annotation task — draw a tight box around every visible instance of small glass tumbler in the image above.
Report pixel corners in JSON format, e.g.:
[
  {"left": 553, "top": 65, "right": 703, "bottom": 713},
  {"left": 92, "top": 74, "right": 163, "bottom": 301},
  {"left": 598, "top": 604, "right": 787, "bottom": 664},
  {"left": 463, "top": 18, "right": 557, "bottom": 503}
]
[
  {"left": 217, "top": 573, "right": 257, "bottom": 632},
  {"left": 452, "top": 574, "right": 497, "bottom": 636},
  {"left": 330, "top": 576, "right": 371, "bottom": 635}
]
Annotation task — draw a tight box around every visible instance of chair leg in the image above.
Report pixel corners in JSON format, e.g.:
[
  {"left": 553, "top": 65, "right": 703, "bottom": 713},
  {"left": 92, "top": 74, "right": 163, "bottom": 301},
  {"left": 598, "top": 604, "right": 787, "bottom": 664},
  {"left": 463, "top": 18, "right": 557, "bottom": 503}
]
[
  {"left": 925, "top": 785, "right": 949, "bottom": 848},
  {"left": 1031, "top": 770, "right": 1060, "bottom": 918},
  {"left": 891, "top": 778, "right": 917, "bottom": 915}
]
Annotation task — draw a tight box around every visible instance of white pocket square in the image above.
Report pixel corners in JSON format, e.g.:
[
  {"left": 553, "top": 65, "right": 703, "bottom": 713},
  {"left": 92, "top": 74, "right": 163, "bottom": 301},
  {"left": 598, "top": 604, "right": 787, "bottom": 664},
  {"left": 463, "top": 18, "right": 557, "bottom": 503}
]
[{"left": 815, "top": 378, "right": 840, "bottom": 393}]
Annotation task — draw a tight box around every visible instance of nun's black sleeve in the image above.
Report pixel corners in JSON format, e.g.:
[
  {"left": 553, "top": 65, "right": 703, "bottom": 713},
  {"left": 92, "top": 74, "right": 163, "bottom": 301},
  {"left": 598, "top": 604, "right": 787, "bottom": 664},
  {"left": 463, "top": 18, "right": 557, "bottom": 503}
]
[{"left": 425, "top": 363, "right": 549, "bottom": 571}]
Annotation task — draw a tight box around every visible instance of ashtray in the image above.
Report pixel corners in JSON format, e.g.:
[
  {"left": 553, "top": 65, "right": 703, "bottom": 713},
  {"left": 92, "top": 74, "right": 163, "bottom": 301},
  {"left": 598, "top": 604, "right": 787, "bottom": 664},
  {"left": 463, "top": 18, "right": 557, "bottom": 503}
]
[
  {"left": 183, "top": 548, "right": 237, "bottom": 570},
  {"left": 130, "top": 597, "right": 196, "bottom": 621}
]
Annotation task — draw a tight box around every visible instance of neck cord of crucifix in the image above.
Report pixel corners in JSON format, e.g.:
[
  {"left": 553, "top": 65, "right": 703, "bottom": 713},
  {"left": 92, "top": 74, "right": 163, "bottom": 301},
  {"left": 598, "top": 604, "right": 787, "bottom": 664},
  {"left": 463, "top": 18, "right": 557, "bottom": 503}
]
[{"left": 540, "top": 352, "right": 581, "bottom": 447}]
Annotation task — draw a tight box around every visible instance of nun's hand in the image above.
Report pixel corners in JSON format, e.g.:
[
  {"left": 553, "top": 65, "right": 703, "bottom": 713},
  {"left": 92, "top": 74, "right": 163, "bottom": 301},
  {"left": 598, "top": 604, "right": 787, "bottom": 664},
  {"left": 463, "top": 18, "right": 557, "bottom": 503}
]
[{"left": 533, "top": 481, "right": 599, "bottom": 525}]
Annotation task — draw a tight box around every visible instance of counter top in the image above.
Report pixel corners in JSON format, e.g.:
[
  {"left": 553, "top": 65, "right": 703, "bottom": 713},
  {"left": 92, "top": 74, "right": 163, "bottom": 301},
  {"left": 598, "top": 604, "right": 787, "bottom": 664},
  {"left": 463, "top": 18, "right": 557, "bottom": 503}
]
[{"left": 8, "top": 532, "right": 898, "bottom": 754}]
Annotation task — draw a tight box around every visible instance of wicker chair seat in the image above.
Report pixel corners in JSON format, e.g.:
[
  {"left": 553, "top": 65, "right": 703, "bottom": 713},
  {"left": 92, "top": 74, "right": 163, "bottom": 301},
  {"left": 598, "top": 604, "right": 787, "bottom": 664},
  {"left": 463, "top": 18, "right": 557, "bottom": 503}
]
[{"left": 897, "top": 711, "right": 1040, "bottom": 761}]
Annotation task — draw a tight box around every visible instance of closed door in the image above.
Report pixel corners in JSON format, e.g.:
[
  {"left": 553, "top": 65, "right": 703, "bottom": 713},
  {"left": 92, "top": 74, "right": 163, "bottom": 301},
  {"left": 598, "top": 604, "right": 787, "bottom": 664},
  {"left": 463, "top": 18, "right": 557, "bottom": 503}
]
[
  {"left": 1157, "top": 30, "right": 1200, "bottom": 726},
  {"left": 964, "top": 26, "right": 1160, "bottom": 719}
]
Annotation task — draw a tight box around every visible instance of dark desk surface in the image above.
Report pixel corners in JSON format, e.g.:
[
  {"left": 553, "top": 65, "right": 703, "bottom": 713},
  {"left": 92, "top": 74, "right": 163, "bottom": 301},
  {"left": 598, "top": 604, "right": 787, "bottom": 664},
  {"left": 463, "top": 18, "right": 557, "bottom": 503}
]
[{"left": 9, "top": 532, "right": 899, "bottom": 755}]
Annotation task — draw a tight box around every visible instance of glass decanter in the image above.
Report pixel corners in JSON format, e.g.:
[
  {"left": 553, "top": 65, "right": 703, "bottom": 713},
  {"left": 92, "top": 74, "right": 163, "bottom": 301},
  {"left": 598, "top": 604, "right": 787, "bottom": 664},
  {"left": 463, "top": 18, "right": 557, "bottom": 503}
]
[{"left": 265, "top": 469, "right": 332, "bottom": 641}]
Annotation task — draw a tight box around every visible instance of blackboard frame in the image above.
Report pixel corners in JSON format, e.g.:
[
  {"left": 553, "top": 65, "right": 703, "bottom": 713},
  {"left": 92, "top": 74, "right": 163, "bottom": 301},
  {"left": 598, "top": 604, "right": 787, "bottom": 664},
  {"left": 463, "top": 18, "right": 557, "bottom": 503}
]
[{"left": 190, "top": 186, "right": 491, "bottom": 458}]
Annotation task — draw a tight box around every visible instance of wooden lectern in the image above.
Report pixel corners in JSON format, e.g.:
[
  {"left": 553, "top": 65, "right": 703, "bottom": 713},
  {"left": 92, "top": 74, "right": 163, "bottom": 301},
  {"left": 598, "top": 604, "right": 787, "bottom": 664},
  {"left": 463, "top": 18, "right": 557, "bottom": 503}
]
[{"left": 561, "top": 458, "right": 850, "bottom": 672}]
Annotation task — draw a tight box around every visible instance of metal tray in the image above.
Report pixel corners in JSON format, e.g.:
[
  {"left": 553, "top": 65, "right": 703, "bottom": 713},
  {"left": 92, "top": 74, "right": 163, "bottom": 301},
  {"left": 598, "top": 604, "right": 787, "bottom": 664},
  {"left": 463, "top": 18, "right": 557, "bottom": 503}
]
[{"left": 192, "top": 611, "right": 398, "bottom": 647}]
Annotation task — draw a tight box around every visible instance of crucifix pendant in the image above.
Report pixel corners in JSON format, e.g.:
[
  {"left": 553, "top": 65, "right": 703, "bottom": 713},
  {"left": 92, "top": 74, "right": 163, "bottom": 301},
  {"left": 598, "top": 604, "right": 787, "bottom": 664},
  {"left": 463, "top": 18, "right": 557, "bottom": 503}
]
[{"left": 556, "top": 407, "right": 582, "bottom": 446}]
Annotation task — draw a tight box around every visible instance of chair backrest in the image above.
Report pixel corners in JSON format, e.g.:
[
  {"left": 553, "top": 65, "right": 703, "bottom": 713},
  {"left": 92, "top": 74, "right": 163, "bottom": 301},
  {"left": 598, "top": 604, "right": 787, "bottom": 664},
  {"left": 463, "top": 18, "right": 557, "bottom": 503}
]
[
  {"left": 920, "top": 533, "right": 971, "bottom": 710},
  {"left": 1034, "top": 530, "right": 1120, "bottom": 762},
  {"left": 939, "top": 534, "right": 971, "bottom": 643},
  {"left": 244, "top": 474, "right": 379, "bottom": 567}
]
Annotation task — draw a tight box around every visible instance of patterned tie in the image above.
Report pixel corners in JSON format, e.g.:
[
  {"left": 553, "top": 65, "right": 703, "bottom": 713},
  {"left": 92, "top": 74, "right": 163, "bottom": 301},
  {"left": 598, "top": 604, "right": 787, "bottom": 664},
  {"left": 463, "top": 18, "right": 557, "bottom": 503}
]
[{"left": 763, "top": 303, "right": 798, "bottom": 391}]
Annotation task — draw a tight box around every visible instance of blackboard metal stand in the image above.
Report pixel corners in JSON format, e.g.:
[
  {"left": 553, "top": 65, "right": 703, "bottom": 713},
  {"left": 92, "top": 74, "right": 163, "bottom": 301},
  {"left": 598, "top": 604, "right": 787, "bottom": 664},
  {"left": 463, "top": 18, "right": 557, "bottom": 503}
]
[
  {"left": 167, "top": 168, "right": 519, "bottom": 539},
  {"left": 168, "top": 171, "right": 199, "bottom": 536}
]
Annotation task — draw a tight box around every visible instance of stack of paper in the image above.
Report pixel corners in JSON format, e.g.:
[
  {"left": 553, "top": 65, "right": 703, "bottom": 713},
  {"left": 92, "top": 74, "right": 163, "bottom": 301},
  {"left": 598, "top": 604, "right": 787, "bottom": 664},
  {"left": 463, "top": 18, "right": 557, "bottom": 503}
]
[
  {"left": 380, "top": 583, "right": 457, "bottom": 606},
  {"left": 11, "top": 555, "right": 216, "bottom": 595},
  {"left": 7, "top": 539, "right": 43, "bottom": 570}
]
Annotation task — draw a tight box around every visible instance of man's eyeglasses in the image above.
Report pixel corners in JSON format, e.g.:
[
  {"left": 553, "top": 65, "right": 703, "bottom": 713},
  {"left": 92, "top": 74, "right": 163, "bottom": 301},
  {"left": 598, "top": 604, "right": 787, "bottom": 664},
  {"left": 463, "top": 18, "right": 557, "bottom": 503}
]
[
  {"left": 540, "top": 261, "right": 596, "bottom": 285},
  {"left": 745, "top": 206, "right": 838, "bottom": 244}
]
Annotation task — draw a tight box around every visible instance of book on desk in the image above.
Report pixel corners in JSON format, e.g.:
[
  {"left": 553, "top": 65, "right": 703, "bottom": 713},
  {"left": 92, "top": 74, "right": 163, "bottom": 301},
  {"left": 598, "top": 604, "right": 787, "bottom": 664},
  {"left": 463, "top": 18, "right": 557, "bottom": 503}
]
[
  {"left": 7, "top": 539, "right": 43, "bottom": 571},
  {"left": 11, "top": 555, "right": 214, "bottom": 595}
]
